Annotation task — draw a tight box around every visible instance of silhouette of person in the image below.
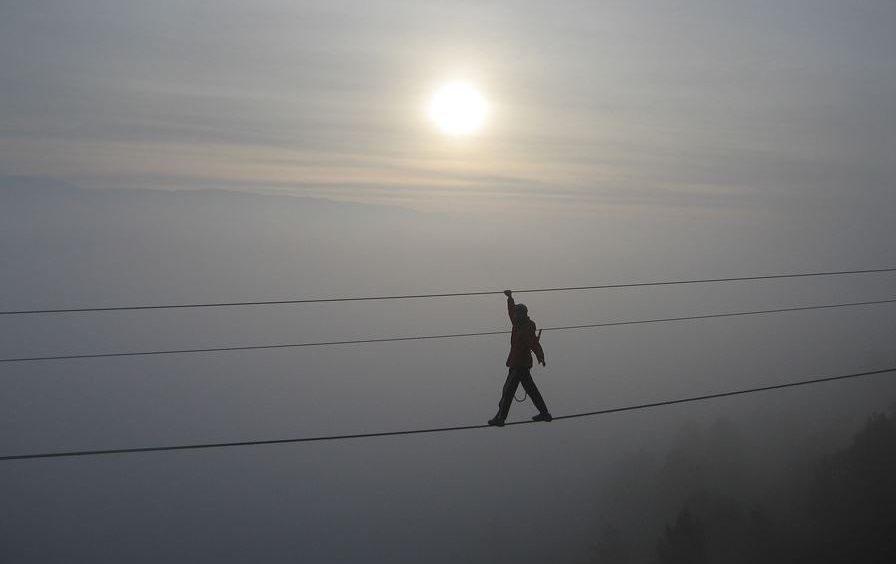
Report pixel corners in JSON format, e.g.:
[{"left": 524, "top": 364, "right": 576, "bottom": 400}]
[{"left": 489, "top": 290, "right": 552, "bottom": 426}]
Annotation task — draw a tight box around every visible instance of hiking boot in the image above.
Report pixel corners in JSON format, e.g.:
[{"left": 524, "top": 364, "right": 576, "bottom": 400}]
[
  {"left": 532, "top": 412, "right": 553, "bottom": 422},
  {"left": 488, "top": 417, "right": 505, "bottom": 427}
]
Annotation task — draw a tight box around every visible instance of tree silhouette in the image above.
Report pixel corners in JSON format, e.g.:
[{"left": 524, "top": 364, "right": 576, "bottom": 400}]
[
  {"left": 601, "top": 406, "right": 896, "bottom": 563},
  {"left": 807, "top": 410, "right": 896, "bottom": 563}
]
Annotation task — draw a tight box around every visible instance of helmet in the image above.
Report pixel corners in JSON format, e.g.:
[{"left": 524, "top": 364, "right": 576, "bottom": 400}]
[{"left": 514, "top": 303, "right": 528, "bottom": 317}]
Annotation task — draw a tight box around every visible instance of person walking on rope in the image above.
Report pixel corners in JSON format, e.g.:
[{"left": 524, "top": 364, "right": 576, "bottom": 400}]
[{"left": 489, "top": 290, "right": 552, "bottom": 426}]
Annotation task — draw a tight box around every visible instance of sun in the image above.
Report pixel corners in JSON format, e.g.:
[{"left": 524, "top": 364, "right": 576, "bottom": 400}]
[{"left": 427, "top": 82, "right": 489, "bottom": 136}]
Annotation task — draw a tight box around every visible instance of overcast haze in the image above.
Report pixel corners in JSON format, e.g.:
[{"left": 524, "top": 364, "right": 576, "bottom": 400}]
[{"left": 2, "top": 2, "right": 895, "bottom": 563}]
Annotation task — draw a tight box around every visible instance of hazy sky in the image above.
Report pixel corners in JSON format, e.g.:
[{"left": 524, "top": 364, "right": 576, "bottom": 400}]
[
  {"left": 2, "top": 0, "right": 894, "bottom": 213},
  {"left": 2, "top": 2, "right": 895, "bottom": 563}
]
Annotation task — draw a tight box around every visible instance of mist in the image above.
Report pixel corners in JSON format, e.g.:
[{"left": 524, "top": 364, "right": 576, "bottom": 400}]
[
  {"left": 3, "top": 1, "right": 896, "bottom": 561},
  {"left": 2, "top": 179, "right": 894, "bottom": 562}
]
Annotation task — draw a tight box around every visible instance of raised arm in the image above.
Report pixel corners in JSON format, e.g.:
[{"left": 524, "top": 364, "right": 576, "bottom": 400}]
[{"left": 504, "top": 290, "right": 515, "bottom": 323}]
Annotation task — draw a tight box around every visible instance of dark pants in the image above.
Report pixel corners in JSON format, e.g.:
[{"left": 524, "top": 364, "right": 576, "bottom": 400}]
[{"left": 495, "top": 367, "right": 549, "bottom": 420}]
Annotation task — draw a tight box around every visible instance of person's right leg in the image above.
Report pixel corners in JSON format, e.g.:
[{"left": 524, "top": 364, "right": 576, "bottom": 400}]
[{"left": 493, "top": 368, "right": 521, "bottom": 422}]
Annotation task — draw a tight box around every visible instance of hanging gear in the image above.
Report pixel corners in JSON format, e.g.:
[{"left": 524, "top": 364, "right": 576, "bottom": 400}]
[{"left": 514, "top": 329, "right": 542, "bottom": 402}]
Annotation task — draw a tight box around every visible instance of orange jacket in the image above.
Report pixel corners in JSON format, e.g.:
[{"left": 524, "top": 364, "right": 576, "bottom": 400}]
[{"left": 506, "top": 296, "right": 545, "bottom": 368}]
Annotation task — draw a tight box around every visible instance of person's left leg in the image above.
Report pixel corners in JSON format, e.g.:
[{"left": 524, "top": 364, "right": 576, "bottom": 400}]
[{"left": 519, "top": 368, "right": 551, "bottom": 419}]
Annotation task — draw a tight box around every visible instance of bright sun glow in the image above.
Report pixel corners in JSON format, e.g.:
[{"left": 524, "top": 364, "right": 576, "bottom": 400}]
[{"left": 428, "top": 82, "right": 489, "bottom": 136}]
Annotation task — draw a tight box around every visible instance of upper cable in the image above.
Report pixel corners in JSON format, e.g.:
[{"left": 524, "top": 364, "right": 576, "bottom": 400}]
[{"left": 1, "top": 266, "right": 895, "bottom": 316}]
